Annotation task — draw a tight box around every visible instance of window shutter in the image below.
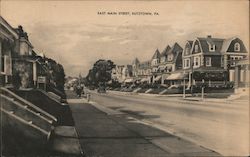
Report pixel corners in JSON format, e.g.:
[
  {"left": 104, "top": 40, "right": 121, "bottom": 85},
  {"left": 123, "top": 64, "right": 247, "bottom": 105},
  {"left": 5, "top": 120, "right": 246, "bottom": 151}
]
[{"left": 4, "top": 55, "right": 12, "bottom": 75}]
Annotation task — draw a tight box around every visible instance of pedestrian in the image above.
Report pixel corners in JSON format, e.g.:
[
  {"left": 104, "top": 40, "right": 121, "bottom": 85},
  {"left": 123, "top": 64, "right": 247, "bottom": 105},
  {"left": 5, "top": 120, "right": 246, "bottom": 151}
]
[
  {"left": 76, "top": 85, "right": 82, "bottom": 97},
  {"left": 86, "top": 91, "right": 90, "bottom": 102}
]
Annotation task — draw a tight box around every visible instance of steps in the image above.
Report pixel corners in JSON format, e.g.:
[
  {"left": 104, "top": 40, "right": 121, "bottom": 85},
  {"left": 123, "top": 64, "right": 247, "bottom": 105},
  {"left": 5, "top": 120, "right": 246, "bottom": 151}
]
[
  {"left": 13, "top": 89, "right": 75, "bottom": 126},
  {"left": 159, "top": 89, "right": 168, "bottom": 95},
  {"left": 0, "top": 87, "right": 57, "bottom": 155},
  {"left": 227, "top": 88, "right": 249, "bottom": 101},
  {"left": 1, "top": 94, "right": 54, "bottom": 132},
  {"left": 1, "top": 87, "right": 57, "bottom": 123},
  {"left": 1, "top": 87, "right": 82, "bottom": 156},
  {"left": 132, "top": 87, "right": 141, "bottom": 93}
]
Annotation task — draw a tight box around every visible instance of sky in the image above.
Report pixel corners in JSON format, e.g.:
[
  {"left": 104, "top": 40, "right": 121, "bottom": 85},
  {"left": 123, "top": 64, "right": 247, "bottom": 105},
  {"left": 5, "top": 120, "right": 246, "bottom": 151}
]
[{"left": 1, "top": 0, "right": 249, "bottom": 77}]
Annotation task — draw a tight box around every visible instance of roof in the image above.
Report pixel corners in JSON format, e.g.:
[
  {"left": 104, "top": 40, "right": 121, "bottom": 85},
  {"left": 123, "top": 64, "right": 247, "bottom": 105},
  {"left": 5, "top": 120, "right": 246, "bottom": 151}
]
[
  {"left": 0, "top": 16, "right": 19, "bottom": 40},
  {"left": 152, "top": 49, "right": 161, "bottom": 59},
  {"left": 221, "top": 37, "right": 237, "bottom": 53},
  {"left": 167, "top": 43, "right": 183, "bottom": 54},
  {"left": 197, "top": 36, "right": 224, "bottom": 54},
  {"left": 160, "top": 45, "right": 171, "bottom": 57},
  {"left": 166, "top": 72, "right": 188, "bottom": 80},
  {"left": 187, "top": 40, "right": 193, "bottom": 46},
  {"left": 132, "top": 58, "right": 140, "bottom": 65},
  {"left": 139, "top": 60, "right": 151, "bottom": 69}
]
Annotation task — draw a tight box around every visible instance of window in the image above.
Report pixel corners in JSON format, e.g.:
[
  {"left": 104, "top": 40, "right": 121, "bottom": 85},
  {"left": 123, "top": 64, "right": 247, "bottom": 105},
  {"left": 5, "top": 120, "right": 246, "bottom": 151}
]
[
  {"left": 1, "top": 55, "right": 11, "bottom": 75},
  {"left": 1, "top": 55, "right": 4, "bottom": 73},
  {"left": 209, "top": 45, "right": 216, "bottom": 52},
  {"left": 195, "top": 57, "right": 198, "bottom": 66},
  {"left": 183, "top": 59, "right": 190, "bottom": 68},
  {"left": 185, "top": 47, "right": 190, "bottom": 55},
  {"left": 234, "top": 43, "right": 240, "bottom": 51},
  {"left": 194, "top": 45, "right": 199, "bottom": 52},
  {"left": 230, "top": 56, "right": 243, "bottom": 66},
  {"left": 186, "top": 59, "right": 190, "bottom": 67},
  {"left": 168, "top": 54, "right": 173, "bottom": 61},
  {"left": 205, "top": 57, "right": 211, "bottom": 66},
  {"left": 161, "top": 57, "right": 165, "bottom": 63},
  {"left": 194, "top": 57, "right": 200, "bottom": 67}
]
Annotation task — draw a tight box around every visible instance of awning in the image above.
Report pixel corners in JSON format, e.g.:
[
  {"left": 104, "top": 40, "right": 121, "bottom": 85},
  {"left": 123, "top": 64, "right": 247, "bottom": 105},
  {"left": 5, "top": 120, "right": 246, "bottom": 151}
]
[
  {"left": 158, "top": 65, "right": 172, "bottom": 71},
  {"left": 154, "top": 75, "right": 162, "bottom": 81},
  {"left": 158, "top": 65, "right": 167, "bottom": 71},
  {"left": 133, "top": 78, "right": 141, "bottom": 82},
  {"left": 166, "top": 73, "right": 188, "bottom": 80},
  {"left": 141, "top": 77, "right": 150, "bottom": 82},
  {"left": 124, "top": 78, "right": 133, "bottom": 83}
]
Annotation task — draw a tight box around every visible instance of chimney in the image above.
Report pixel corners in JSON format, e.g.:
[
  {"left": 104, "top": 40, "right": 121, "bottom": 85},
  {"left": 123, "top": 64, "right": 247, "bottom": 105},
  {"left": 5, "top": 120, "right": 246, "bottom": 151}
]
[{"left": 207, "top": 35, "right": 212, "bottom": 38}]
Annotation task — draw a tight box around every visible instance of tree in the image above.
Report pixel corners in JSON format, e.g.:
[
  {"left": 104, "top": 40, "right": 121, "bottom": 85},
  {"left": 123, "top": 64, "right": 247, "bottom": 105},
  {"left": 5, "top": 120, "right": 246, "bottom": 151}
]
[{"left": 86, "top": 59, "right": 115, "bottom": 87}]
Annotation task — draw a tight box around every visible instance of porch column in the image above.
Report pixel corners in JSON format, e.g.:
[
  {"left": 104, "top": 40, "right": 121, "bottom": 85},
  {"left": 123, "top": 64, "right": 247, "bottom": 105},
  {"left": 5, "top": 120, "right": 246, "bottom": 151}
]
[
  {"left": 0, "top": 41, "right": 3, "bottom": 86},
  {"left": 161, "top": 74, "right": 164, "bottom": 84},
  {"left": 234, "top": 65, "right": 240, "bottom": 89},
  {"left": 224, "top": 55, "right": 228, "bottom": 70},
  {"left": 188, "top": 72, "right": 192, "bottom": 87},
  {"left": 0, "top": 41, "right": 2, "bottom": 72},
  {"left": 33, "top": 62, "right": 37, "bottom": 86}
]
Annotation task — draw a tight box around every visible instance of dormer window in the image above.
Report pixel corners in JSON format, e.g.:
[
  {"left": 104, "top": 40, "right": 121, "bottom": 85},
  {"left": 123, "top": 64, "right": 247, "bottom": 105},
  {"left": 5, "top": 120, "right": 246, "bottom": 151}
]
[
  {"left": 194, "top": 45, "right": 199, "bottom": 52},
  {"left": 234, "top": 43, "right": 240, "bottom": 51},
  {"left": 161, "top": 56, "right": 166, "bottom": 63},
  {"left": 209, "top": 44, "right": 215, "bottom": 52},
  {"left": 185, "top": 47, "right": 190, "bottom": 55}
]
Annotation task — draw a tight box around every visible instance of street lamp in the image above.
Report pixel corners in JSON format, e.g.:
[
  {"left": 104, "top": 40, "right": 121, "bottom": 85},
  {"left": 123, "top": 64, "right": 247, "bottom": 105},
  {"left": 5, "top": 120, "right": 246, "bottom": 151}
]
[
  {"left": 183, "top": 71, "right": 186, "bottom": 98},
  {"left": 190, "top": 58, "right": 194, "bottom": 96},
  {"left": 201, "top": 79, "right": 205, "bottom": 101}
]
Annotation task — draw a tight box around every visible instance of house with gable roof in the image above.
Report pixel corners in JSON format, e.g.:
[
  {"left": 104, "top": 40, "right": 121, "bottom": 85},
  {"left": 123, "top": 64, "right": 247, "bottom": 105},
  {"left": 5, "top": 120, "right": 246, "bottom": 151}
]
[
  {"left": 220, "top": 37, "right": 248, "bottom": 81},
  {"left": 156, "top": 43, "right": 183, "bottom": 85},
  {"left": 137, "top": 60, "right": 152, "bottom": 83},
  {"left": 132, "top": 57, "right": 140, "bottom": 77},
  {"left": 151, "top": 49, "right": 161, "bottom": 73},
  {"left": 182, "top": 35, "right": 248, "bottom": 88}
]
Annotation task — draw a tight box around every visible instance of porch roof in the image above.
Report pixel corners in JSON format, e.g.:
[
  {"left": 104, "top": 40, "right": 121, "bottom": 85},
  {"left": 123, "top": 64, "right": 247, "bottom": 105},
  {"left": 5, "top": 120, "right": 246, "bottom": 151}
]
[
  {"left": 154, "top": 75, "right": 162, "bottom": 81},
  {"left": 166, "top": 72, "right": 188, "bottom": 80}
]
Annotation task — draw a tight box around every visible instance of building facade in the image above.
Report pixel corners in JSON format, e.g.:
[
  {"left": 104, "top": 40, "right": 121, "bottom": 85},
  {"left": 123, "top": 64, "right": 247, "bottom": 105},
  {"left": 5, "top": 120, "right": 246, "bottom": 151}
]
[
  {"left": 112, "top": 64, "right": 133, "bottom": 83},
  {"left": 182, "top": 35, "right": 248, "bottom": 88},
  {"left": 0, "top": 16, "right": 19, "bottom": 86},
  {"left": 129, "top": 35, "right": 248, "bottom": 89},
  {"left": 0, "top": 16, "right": 49, "bottom": 89}
]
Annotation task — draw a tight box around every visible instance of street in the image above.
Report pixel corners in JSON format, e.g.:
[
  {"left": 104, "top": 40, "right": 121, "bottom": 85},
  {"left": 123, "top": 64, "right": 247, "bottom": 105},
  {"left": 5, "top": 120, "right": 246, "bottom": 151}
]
[
  {"left": 89, "top": 91, "right": 249, "bottom": 156},
  {"left": 67, "top": 90, "right": 220, "bottom": 157}
]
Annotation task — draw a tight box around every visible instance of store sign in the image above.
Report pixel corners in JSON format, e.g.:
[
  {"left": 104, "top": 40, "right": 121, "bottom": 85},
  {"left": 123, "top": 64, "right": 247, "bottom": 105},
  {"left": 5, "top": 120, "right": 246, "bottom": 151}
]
[{"left": 37, "top": 76, "right": 46, "bottom": 83}]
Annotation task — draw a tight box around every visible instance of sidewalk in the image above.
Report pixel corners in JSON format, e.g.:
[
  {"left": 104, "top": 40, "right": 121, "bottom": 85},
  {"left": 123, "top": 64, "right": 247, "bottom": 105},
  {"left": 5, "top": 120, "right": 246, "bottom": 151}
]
[
  {"left": 108, "top": 90, "right": 249, "bottom": 105},
  {"left": 67, "top": 91, "right": 220, "bottom": 157}
]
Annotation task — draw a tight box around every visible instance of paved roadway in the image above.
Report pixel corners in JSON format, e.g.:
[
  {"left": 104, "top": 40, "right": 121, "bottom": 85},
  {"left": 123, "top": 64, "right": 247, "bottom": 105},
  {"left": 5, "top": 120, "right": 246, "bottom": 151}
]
[
  {"left": 89, "top": 90, "right": 249, "bottom": 156},
  {"left": 67, "top": 90, "right": 220, "bottom": 157}
]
